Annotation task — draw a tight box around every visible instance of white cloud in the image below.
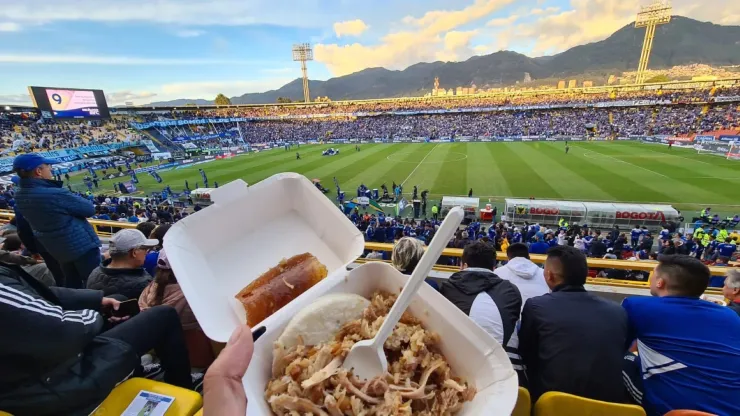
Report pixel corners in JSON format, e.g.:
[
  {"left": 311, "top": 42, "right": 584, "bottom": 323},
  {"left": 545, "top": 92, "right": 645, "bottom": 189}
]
[
  {"left": 333, "top": 19, "right": 369, "bottom": 37},
  {"left": 530, "top": 7, "right": 560, "bottom": 15},
  {"left": 402, "top": 0, "right": 513, "bottom": 34},
  {"left": 106, "top": 91, "right": 158, "bottom": 105},
  {"left": 2, "top": 78, "right": 294, "bottom": 106},
  {"left": 673, "top": 0, "right": 740, "bottom": 25},
  {"left": 437, "top": 30, "right": 479, "bottom": 61},
  {"left": 487, "top": 15, "right": 520, "bottom": 27},
  {"left": 521, "top": 0, "right": 740, "bottom": 56},
  {"left": 0, "top": 54, "right": 261, "bottom": 65},
  {"left": 153, "top": 78, "right": 293, "bottom": 102},
  {"left": 519, "top": 0, "right": 642, "bottom": 55},
  {"left": 174, "top": 29, "right": 205, "bottom": 38},
  {"left": 0, "top": 94, "right": 32, "bottom": 105},
  {"left": 0, "top": 0, "right": 330, "bottom": 28},
  {"left": 0, "top": 22, "right": 21, "bottom": 32},
  {"left": 316, "top": 0, "right": 514, "bottom": 75}
]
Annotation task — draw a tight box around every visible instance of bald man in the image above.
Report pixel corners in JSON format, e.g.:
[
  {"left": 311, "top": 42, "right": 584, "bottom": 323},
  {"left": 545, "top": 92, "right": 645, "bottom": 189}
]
[{"left": 518, "top": 245, "right": 628, "bottom": 403}]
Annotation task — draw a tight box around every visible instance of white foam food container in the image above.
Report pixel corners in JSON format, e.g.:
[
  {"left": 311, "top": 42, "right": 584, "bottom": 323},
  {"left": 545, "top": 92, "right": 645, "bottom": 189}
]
[
  {"left": 163, "top": 174, "right": 366, "bottom": 342},
  {"left": 246, "top": 261, "right": 518, "bottom": 415}
]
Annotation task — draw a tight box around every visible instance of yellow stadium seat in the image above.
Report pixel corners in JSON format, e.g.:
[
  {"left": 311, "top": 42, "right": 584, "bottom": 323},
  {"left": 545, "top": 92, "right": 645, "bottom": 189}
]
[
  {"left": 512, "top": 387, "right": 531, "bottom": 416},
  {"left": 0, "top": 411, "right": 12, "bottom": 416},
  {"left": 534, "top": 391, "right": 646, "bottom": 416},
  {"left": 90, "top": 378, "right": 202, "bottom": 416}
]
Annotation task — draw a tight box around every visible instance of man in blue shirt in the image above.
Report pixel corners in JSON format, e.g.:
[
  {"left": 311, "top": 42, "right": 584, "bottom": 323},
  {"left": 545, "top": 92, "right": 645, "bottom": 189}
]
[
  {"left": 630, "top": 225, "right": 642, "bottom": 248},
  {"left": 622, "top": 255, "right": 740, "bottom": 416},
  {"left": 511, "top": 229, "right": 522, "bottom": 243},
  {"left": 487, "top": 226, "right": 496, "bottom": 241},
  {"left": 529, "top": 237, "right": 550, "bottom": 255},
  {"left": 703, "top": 235, "right": 718, "bottom": 261},
  {"left": 717, "top": 238, "right": 736, "bottom": 261}
]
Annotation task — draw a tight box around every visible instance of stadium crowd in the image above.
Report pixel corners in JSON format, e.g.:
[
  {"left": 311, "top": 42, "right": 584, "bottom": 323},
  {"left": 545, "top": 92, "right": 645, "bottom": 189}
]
[
  {"left": 0, "top": 113, "right": 135, "bottom": 152},
  {"left": 0, "top": 84, "right": 738, "bottom": 415},
  {"left": 139, "top": 85, "right": 740, "bottom": 119},
  {"left": 141, "top": 103, "right": 738, "bottom": 146},
  {"left": 0, "top": 151, "right": 737, "bottom": 416},
  {"left": 4, "top": 85, "right": 737, "bottom": 152}
]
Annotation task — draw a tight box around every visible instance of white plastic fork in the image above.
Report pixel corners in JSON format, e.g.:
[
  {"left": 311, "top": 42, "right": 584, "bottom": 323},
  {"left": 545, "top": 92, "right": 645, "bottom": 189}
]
[{"left": 342, "top": 206, "right": 464, "bottom": 380}]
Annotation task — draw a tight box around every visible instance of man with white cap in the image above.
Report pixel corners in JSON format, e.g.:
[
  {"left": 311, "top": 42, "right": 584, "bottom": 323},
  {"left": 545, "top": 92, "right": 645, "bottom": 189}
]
[{"left": 87, "top": 229, "right": 156, "bottom": 300}]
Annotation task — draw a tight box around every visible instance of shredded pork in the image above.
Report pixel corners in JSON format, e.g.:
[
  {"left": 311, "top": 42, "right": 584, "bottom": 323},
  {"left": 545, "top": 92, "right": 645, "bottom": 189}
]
[{"left": 265, "top": 292, "right": 476, "bottom": 415}]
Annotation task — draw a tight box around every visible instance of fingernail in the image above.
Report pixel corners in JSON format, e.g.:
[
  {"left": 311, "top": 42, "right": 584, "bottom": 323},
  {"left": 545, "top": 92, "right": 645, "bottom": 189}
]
[
  {"left": 228, "top": 325, "right": 245, "bottom": 344},
  {"left": 252, "top": 326, "right": 266, "bottom": 341}
]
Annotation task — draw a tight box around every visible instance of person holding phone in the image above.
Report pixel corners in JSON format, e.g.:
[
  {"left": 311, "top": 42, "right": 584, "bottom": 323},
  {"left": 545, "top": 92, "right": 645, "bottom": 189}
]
[
  {"left": 0, "top": 260, "right": 193, "bottom": 416},
  {"left": 139, "top": 248, "right": 214, "bottom": 367}
]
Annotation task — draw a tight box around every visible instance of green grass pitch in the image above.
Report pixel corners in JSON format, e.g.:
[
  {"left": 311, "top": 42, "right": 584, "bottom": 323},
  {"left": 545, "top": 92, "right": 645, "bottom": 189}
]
[{"left": 73, "top": 142, "right": 740, "bottom": 217}]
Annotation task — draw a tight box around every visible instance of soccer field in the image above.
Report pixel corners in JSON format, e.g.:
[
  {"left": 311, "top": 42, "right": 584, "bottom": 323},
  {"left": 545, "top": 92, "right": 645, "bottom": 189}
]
[{"left": 77, "top": 142, "right": 740, "bottom": 216}]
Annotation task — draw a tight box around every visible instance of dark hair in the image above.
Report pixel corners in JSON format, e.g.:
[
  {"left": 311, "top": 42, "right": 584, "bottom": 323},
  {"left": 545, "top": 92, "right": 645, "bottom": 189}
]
[
  {"left": 151, "top": 224, "right": 172, "bottom": 248},
  {"left": 2, "top": 234, "right": 22, "bottom": 252},
  {"left": 14, "top": 169, "right": 34, "bottom": 179},
  {"left": 506, "top": 243, "right": 530, "bottom": 260},
  {"left": 136, "top": 222, "right": 157, "bottom": 239},
  {"left": 153, "top": 268, "right": 177, "bottom": 305},
  {"left": 462, "top": 241, "right": 496, "bottom": 270},
  {"left": 546, "top": 245, "right": 588, "bottom": 286},
  {"left": 656, "top": 255, "right": 710, "bottom": 297}
]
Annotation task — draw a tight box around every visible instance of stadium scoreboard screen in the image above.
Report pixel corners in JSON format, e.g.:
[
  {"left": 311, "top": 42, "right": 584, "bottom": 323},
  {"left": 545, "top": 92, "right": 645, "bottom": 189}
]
[{"left": 27, "top": 86, "right": 110, "bottom": 120}]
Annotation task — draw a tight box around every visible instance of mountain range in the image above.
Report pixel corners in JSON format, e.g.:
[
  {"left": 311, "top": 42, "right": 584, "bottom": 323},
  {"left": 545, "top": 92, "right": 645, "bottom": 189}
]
[{"left": 149, "top": 16, "right": 740, "bottom": 106}]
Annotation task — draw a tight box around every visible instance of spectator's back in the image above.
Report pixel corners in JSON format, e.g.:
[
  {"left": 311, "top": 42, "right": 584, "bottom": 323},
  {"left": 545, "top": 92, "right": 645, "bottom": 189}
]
[
  {"left": 623, "top": 296, "right": 740, "bottom": 415},
  {"left": 519, "top": 245, "right": 628, "bottom": 403},
  {"left": 621, "top": 255, "right": 740, "bottom": 416},
  {"left": 495, "top": 243, "right": 549, "bottom": 306},
  {"left": 15, "top": 178, "right": 99, "bottom": 263}
]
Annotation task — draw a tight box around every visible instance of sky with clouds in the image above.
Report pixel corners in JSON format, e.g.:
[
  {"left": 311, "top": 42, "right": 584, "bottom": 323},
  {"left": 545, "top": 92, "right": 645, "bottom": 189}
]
[{"left": 0, "top": 0, "right": 736, "bottom": 105}]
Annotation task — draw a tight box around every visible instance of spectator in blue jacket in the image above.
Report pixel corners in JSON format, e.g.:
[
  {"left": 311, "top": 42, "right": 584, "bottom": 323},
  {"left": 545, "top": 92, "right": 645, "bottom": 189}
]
[
  {"left": 529, "top": 237, "right": 550, "bottom": 255},
  {"left": 13, "top": 154, "right": 101, "bottom": 289},
  {"left": 622, "top": 255, "right": 740, "bottom": 416}
]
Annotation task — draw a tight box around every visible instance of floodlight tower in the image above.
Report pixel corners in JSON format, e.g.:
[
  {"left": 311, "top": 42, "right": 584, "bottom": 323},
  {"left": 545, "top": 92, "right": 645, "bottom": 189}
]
[
  {"left": 292, "top": 43, "right": 313, "bottom": 103},
  {"left": 634, "top": 0, "right": 672, "bottom": 84}
]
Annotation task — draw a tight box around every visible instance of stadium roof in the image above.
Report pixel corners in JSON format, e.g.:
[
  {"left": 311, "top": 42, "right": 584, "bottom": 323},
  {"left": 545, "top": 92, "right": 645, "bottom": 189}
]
[{"left": 0, "top": 104, "right": 37, "bottom": 113}]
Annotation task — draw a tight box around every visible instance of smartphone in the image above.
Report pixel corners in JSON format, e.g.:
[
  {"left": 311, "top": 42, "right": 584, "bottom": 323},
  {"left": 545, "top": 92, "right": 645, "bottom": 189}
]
[{"left": 113, "top": 299, "right": 140, "bottom": 317}]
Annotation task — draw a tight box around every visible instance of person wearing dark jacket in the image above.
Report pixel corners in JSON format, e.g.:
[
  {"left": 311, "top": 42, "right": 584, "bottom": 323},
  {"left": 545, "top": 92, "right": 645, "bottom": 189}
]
[
  {"left": 588, "top": 237, "right": 607, "bottom": 258},
  {"left": 87, "top": 229, "right": 156, "bottom": 300},
  {"left": 613, "top": 234, "right": 626, "bottom": 257},
  {"left": 13, "top": 154, "right": 101, "bottom": 289},
  {"left": 640, "top": 234, "right": 654, "bottom": 251},
  {"left": 13, "top": 206, "right": 66, "bottom": 286},
  {"left": 440, "top": 241, "right": 522, "bottom": 347},
  {"left": 518, "top": 245, "right": 628, "bottom": 403},
  {"left": 0, "top": 263, "right": 193, "bottom": 416}
]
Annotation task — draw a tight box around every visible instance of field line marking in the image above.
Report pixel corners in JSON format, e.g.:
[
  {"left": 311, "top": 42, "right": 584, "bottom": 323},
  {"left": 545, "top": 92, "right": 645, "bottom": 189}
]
[
  {"left": 401, "top": 144, "right": 439, "bottom": 186},
  {"left": 575, "top": 146, "right": 669, "bottom": 179},
  {"left": 640, "top": 145, "right": 714, "bottom": 166}
]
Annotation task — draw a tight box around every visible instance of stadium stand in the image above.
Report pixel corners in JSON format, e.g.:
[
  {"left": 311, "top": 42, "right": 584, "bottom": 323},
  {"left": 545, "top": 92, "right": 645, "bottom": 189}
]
[{"left": 0, "top": 80, "right": 738, "bottom": 415}]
